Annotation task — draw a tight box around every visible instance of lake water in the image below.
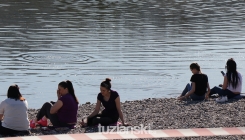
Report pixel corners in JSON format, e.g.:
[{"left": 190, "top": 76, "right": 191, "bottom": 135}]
[{"left": 0, "top": 0, "right": 245, "bottom": 108}]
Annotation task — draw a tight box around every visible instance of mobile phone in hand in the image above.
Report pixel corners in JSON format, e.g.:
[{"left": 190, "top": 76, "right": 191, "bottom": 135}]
[{"left": 221, "top": 71, "right": 225, "bottom": 76}]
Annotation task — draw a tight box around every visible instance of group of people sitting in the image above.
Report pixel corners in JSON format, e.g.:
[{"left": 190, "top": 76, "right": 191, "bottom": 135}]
[
  {"left": 0, "top": 58, "right": 242, "bottom": 136},
  {"left": 178, "top": 58, "right": 243, "bottom": 102},
  {"left": 0, "top": 78, "right": 128, "bottom": 136}
]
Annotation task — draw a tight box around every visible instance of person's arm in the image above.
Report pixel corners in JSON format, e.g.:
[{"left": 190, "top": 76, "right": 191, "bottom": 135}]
[
  {"left": 184, "top": 82, "right": 196, "bottom": 97},
  {"left": 222, "top": 75, "right": 240, "bottom": 94},
  {"left": 222, "top": 76, "right": 228, "bottom": 90},
  {"left": 0, "top": 114, "right": 3, "bottom": 120},
  {"left": 115, "top": 96, "right": 126, "bottom": 125},
  {"left": 179, "top": 82, "right": 195, "bottom": 100},
  {"left": 50, "top": 100, "right": 63, "bottom": 114},
  {"left": 205, "top": 82, "right": 211, "bottom": 99},
  {"left": 0, "top": 101, "right": 4, "bottom": 120},
  {"left": 87, "top": 100, "right": 101, "bottom": 118}
]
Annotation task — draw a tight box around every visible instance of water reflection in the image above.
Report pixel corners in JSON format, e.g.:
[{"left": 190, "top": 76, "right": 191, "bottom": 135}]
[{"left": 0, "top": 0, "right": 245, "bottom": 108}]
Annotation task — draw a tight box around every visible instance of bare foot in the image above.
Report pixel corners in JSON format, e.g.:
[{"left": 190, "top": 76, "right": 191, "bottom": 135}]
[
  {"left": 122, "top": 123, "right": 131, "bottom": 126},
  {"left": 80, "top": 120, "right": 87, "bottom": 127}
]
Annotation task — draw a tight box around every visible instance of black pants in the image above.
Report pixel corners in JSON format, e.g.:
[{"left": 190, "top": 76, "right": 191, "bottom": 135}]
[
  {"left": 36, "top": 102, "right": 73, "bottom": 127},
  {"left": 87, "top": 110, "right": 119, "bottom": 126},
  {"left": 210, "top": 86, "right": 239, "bottom": 99},
  {"left": 0, "top": 121, "right": 29, "bottom": 136}
]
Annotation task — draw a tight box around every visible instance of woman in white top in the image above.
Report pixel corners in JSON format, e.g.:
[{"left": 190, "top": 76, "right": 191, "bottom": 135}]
[
  {"left": 208, "top": 58, "right": 242, "bottom": 102},
  {"left": 0, "top": 85, "right": 29, "bottom": 136}
]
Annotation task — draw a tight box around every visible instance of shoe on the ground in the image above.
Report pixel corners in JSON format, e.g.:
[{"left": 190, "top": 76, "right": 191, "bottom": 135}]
[
  {"left": 30, "top": 120, "right": 36, "bottom": 129},
  {"left": 216, "top": 96, "right": 228, "bottom": 103},
  {"left": 37, "top": 119, "right": 48, "bottom": 127}
]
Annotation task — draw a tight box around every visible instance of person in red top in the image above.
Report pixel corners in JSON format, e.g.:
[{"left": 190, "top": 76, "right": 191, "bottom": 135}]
[{"left": 81, "top": 78, "right": 129, "bottom": 126}]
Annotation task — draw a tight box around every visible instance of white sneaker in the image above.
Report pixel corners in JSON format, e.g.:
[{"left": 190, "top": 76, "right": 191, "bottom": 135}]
[{"left": 216, "top": 96, "right": 228, "bottom": 103}]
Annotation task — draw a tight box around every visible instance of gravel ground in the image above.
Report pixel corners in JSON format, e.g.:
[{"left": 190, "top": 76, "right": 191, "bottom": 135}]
[{"left": 1, "top": 98, "right": 245, "bottom": 139}]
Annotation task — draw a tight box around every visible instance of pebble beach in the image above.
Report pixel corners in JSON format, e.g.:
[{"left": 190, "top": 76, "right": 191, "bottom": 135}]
[{"left": 1, "top": 98, "right": 245, "bottom": 139}]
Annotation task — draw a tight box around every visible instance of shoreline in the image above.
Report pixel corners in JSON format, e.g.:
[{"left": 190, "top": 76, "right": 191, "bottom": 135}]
[{"left": 2, "top": 97, "right": 245, "bottom": 139}]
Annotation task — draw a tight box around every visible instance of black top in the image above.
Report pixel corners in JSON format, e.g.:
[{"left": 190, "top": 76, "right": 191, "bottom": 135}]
[
  {"left": 190, "top": 74, "right": 208, "bottom": 96},
  {"left": 97, "top": 90, "right": 119, "bottom": 115}
]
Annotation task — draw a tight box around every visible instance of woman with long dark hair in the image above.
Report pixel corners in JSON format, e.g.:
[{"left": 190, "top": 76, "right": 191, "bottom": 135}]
[
  {"left": 81, "top": 78, "right": 129, "bottom": 126},
  {"left": 208, "top": 58, "right": 242, "bottom": 102},
  {"left": 178, "top": 63, "right": 210, "bottom": 101},
  {"left": 30, "top": 80, "right": 79, "bottom": 129},
  {"left": 0, "top": 85, "right": 29, "bottom": 136}
]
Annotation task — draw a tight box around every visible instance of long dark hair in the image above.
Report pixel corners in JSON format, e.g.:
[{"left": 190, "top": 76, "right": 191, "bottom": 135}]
[
  {"left": 226, "top": 58, "right": 240, "bottom": 88},
  {"left": 7, "top": 84, "right": 25, "bottom": 101},
  {"left": 59, "top": 80, "right": 79, "bottom": 104},
  {"left": 190, "top": 63, "right": 202, "bottom": 73},
  {"left": 100, "top": 78, "right": 111, "bottom": 90}
]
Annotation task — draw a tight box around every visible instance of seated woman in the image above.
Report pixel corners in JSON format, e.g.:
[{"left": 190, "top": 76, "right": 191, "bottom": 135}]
[
  {"left": 178, "top": 63, "right": 210, "bottom": 101},
  {"left": 0, "top": 84, "right": 29, "bottom": 136},
  {"left": 208, "top": 58, "right": 242, "bottom": 102},
  {"left": 81, "top": 78, "right": 128, "bottom": 126},
  {"left": 30, "top": 80, "right": 79, "bottom": 129}
]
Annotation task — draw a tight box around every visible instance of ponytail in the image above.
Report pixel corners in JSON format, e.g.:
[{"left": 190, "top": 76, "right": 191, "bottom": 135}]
[
  {"left": 100, "top": 78, "right": 112, "bottom": 90},
  {"left": 66, "top": 80, "right": 74, "bottom": 95},
  {"left": 59, "top": 80, "right": 79, "bottom": 104}
]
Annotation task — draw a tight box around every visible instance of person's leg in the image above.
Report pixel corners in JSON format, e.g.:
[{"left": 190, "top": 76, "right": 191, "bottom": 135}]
[
  {"left": 36, "top": 102, "right": 60, "bottom": 126},
  {"left": 220, "top": 89, "right": 238, "bottom": 99},
  {"left": 36, "top": 102, "right": 51, "bottom": 120},
  {"left": 0, "top": 121, "right": 20, "bottom": 136},
  {"left": 92, "top": 111, "right": 119, "bottom": 126},
  {"left": 209, "top": 86, "right": 222, "bottom": 96},
  {"left": 17, "top": 130, "right": 30, "bottom": 136},
  {"left": 92, "top": 116, "right": 115, "bottom": 126},
  {"left": 87, "top": 114, "right": 101, "bottom": 126},
  {"left": 180, "top": 83, "right": 191, "bottom": 96},
  {"left": 190, "top": 94, "right": 205, "bottom": 100},
  {"left": 0, "top": 121, "right": 3, "bottom": 135}
]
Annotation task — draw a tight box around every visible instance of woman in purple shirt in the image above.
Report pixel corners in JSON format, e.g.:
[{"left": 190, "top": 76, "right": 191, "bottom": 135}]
[
  {"left": 30, "top": 80, "right": 79, "bottom": 129},
  {"left": 81, "top": 78, "right": 129, "bottom": 126}
]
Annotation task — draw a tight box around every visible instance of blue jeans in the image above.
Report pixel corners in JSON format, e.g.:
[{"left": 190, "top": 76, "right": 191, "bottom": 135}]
[
  {"left": 181, "top": 83, "right": 205, "bottom": 100},
  {"left": 210, "top": 86, "right": 239, "bottom": 99}
]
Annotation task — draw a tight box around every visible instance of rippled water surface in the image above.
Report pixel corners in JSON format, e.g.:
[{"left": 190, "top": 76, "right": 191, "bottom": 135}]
[{"left": 0, "top": 0, "right": 245, "bottom": 108}]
